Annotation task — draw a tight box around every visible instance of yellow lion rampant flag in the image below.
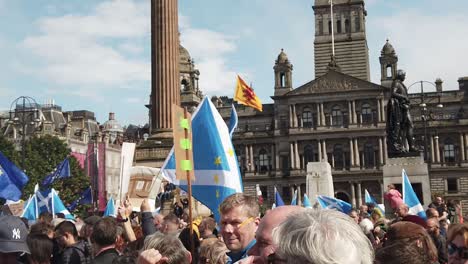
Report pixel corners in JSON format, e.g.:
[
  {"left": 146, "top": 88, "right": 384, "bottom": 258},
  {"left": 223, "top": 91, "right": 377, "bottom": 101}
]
[{"left": 234, "top": 75, "right": 263, "bottom": 112}]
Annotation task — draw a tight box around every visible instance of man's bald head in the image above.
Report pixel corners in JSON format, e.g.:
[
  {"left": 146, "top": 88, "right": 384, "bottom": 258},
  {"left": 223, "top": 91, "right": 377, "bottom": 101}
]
[{"left": 248, "top": 206, "right": 305, "bottom": 261}]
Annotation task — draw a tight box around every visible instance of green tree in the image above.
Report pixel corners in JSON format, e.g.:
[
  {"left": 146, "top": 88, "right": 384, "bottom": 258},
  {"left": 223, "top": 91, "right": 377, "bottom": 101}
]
[
  {"left": 22, "top": 135, "right": 90, "bottom": 216},
  {"left": 0, "top": 135, "right": 19, "bottom": 163}
]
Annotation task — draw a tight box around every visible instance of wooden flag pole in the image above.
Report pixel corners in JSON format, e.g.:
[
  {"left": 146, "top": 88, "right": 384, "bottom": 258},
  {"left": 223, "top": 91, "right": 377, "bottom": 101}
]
[{"left": 183, "top": 107, "right": 195, "bottom": 257}]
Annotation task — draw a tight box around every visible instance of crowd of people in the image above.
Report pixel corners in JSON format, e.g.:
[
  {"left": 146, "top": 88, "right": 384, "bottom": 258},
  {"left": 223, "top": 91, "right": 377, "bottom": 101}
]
[{"left": 0, "top": 191, "right": 467, "bottom": 264}]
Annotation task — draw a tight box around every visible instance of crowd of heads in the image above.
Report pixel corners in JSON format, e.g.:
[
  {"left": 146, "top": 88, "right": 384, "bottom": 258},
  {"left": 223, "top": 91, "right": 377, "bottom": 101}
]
[{"left": 0, "top": 191, "right": 467, "bottom": 264}]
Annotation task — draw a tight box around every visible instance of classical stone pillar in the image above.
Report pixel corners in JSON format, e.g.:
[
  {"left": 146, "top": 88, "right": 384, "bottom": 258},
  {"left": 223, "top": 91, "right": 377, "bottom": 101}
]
[
  {"left": 275, "top": 153, "right": 280, "bottom": 171},
  {"left": 294, "top": 141, "right": 301, "bottom": 169},
  {"left": 381, "top": 98, "right": 386, "bottom": 122},
  {"left": 357, "top": 182, "right": 362, "bottom": 206},
  {"left": 292, "top": 104, "right": 297, "bottom": 127},
  {"left": 289, "top": 105, "right": 293, "bottom": 128},
  {"left": 350, "top": 182, "right": 356, "bottom": 208},
  {"left": 322, "top": 140, "right": 328, "bottom": 162},
  {"left": 383, "top": 136, "right": 388, "bottom": 164},
  {"left": 435, "top": 136, "right": 440, "bottom": 163},
  {"left": 320, "top": 103, "right": 325, "bottom": 126},
  {"left": 352, "top": 100, "right": 357, "bottom": 124},
  {"left": 377, "top": 99, "right": 382, "bottom": 122},
  {"left": 297, "top": 185, "right": 302, "bottom": 206},
  {"left": 245, "top": 145, "right": 250, "bottom": 172},
  {"left": 461, "top": 133, "right": 466, "bottom": 161},
  {"left": 290, "top": 143, "right": 295, "bottom": 169},
  {"left": 151, "top": 0, "right": 180, "bottom": 138},
  {"left": 350, "top": 138, "right": 355, "bottom": 167},
  {"left": 316, "top": 103, "right": 321, "bottom": 127},
  {"left": 318, "top": 140, "right": 322, "bottom": 161},
  {"left": 379, "top": 137, "right": 384, "bottom": 165},
  {"left": 249, "top": 145, "right": 254, "bottom": 171},
  {"left": 430, "top": 136, "right": 435, "bottom": 163},
  {"left": 348, "top": 101, "right": 353, "bottom": 124},
  {"left": 354, "top": 138, "right": 360, "bottom": 167},
  {"left": 465, "top": 133, "right": 468, "bottom": 161}
]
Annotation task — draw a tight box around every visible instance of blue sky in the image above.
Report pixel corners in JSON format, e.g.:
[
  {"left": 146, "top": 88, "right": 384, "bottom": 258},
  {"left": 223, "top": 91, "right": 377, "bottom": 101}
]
[{"left": 1, "top": 0, "right": 467, "bottom": 126}]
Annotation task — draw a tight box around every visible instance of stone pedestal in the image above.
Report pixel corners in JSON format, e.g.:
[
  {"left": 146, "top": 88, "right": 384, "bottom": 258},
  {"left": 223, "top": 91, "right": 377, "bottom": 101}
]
[
  {"left": 383, "top": 156, "right": 431, "bottom": 218},
  {"left": 306, "top": 161, "right": 334, "bottom": 205}
]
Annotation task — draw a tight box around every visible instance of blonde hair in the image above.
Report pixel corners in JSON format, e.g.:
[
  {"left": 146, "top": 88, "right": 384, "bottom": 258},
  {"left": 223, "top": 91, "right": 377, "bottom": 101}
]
[
  {"left": 199, "top": 238, "right": 229, "bottom": 264},
  {"left": 143, "top": 233, "right": 190, "bottom": 264},
  {"left": 447, "top": 223, "right": 468, "bottom": 246},
  {"left": 219, "top": 193, "right": 259, "bottom": 218}
]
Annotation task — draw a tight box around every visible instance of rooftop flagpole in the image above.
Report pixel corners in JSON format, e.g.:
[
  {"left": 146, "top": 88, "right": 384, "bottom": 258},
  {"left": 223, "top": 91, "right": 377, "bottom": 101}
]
[{"left": 330, "top": 0, "right": 335, "bottom": 57}]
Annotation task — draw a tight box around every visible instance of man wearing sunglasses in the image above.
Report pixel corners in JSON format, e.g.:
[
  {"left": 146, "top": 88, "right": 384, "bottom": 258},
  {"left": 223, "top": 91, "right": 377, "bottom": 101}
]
[{"left": 219, "top": 193, "right": 260, "bottom": 264}]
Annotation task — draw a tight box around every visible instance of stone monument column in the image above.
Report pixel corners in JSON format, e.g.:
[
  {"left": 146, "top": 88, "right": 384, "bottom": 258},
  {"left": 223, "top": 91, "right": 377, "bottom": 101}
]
[{"left": 151, "top": 0, "right": 180, "bottom": 140}]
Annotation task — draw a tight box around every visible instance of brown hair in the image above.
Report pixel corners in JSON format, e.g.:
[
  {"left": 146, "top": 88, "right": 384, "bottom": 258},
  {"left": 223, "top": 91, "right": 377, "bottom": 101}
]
[
  {"left": 447, "top": 223, "right": 468, "bottom": 246},
  {"left": 143, "top": 233, "right": 190, "bottom": 264},
  {"left": 387, "top": 184, "right": 396, "bottom": 190},
  {"left": 219, "top": 193, "right": 259, "bottom": 218},
  {"left": 199, "top": 238, "right": 229, "bottom": 264}
]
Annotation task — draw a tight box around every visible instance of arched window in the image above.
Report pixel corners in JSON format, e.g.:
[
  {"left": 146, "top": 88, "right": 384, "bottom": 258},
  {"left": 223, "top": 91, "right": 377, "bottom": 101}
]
[
  {"left": 328, "top": 20, "right": 332, "bottom": 34},
  {"left": 318, "top": 20, "right": 324, "bottom": 35},
  {"left": 386, "top": 65, "right": 392, "bottom": 79},
  {"left": 336, "top": 20, "right": 342, "bottom": 33},
  {"left": 355, "top": 16, "right": 361, "bottom": 32},
  {"left": 333, "top": 144, "right": 344, "bottom": 170},
  {"left": 304, "top": 144, "right": 314, "bottom": 164},
  {"left": 345, "top": 19, "right": 350, "bottom": 33},
  {"left": 332, "top": 105, "right": 343, "bottom": 127},
  {"left": 280, "top": 73, "right": 285, "bottom": 87},
  {"left": 302, "top": 108, "right": 313, "bottom": 128},
  {"left": 259, "top": 149, "right": 270, "bottom": 173},
  {"left": 444, "top": 139, "right": 455, "bottom": 163},
  {"left": 364, "top": 143, "right": 375, "bottom": 169},
  {"left": 361, "top": 103, "right": 372, "bottom": 124}
]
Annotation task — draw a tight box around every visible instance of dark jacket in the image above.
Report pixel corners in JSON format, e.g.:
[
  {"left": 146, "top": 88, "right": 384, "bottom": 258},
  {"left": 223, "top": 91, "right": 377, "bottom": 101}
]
[
  {"left": 62, "top": 240, "right": 93, "bottom": 264},
  {"left": 141, "top": 212, "right": 157, "bottom": 237},
  {"left": 93, "top": 248, "right": 120, "bottom": 264}
]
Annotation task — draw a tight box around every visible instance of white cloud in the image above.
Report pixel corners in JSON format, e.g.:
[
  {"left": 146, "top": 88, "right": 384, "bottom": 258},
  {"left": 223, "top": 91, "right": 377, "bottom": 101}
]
[
  {"left": 21, "top": 0, "right": 150, "bottom": 90},
  {"left": 179, "top": 16, "right": 240, "bottom": 95},
  {"left": 369, "top": 10, "right": 468, "bottom": 91}
]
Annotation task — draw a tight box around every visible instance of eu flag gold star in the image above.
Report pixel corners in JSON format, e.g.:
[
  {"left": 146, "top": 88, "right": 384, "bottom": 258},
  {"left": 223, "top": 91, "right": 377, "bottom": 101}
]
[
  {"left": 227, "top": 148, "right": 234, "bottom": 157},
  {"left": 213, "top": 174, "right": 219, "bottom": 184},
  {"left": 0, "top": 168, "right": 3, "bottom": 176},
  {"left": 214, "top": 156, "right": 222, "bottom": 166},
  {"left": 216, "top": 189, "right": 220, "bottom": 198}
]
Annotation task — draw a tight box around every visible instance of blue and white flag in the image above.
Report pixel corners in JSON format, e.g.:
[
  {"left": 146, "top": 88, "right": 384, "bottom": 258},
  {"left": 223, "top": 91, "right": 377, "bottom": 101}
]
[
  {"left": 0, "top": 151, "right": 29, "bottom": 201},
  {"left": 317, "top": 195, "right": 352, "bottom": 214},
  {"left": 104, "top": 197, "right": 116, "bottom": 217},
  {"left": 402, "top": 169, "right": 426, "bottom": 219},
  {"left": 303, "top": 193, "right": 312, "bottom": 208},
  {"left": 68, "top": 187, "right": 93, "bottom": 211},
  {"left": 273, "top": 187, "right": 285, "bottom": 208},
  {"left": 228, "top": 104, "right": 238, "bottom": 137},
  {"left": 22, "top": 195, "right": 38, "bottom": 221},
  {"left": 291, "top": 189, "right": 298, "bottom": 205},
  {"left": 42, "top": 158, "right": 71, "bottom": 186},
  {"left": 36, "top": 188, "right": 74, "bottom": 220},
  {"left": 365, "top": 189, "right": 385, "bottom": 214},
  {"left": 160, "top": 97, "right": 243, "bottom": 222}
]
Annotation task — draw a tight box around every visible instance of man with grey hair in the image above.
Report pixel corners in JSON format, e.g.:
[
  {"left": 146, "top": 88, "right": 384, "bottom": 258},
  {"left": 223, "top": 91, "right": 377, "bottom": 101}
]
[{"left": 272, "top": 209, "right": 374, "bottom": 264}]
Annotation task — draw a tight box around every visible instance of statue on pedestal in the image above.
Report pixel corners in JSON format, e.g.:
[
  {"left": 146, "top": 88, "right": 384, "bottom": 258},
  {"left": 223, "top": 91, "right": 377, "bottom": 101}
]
[{"left": 387, "top": 69, "right": 418, "bottom": 156}]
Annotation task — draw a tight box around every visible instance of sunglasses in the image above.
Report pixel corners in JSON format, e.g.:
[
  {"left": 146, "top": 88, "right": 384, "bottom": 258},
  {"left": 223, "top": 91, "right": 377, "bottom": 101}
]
[{"left": 448, "top": 242, "right": 468, "bottom": 258}]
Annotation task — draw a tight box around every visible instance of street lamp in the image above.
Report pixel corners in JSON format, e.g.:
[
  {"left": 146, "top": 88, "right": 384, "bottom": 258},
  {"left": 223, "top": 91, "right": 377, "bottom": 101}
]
[
  {"left": 408, "top": 81, "right": 443, "bottom": 165},
  {"left": 8, "top": 96, "right": 41, "bottom": 170}
]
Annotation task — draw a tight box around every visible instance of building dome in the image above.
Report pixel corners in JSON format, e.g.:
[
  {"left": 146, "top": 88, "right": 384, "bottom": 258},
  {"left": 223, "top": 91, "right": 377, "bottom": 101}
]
[
  {"left": 102, "top": 112, "right": 123, "bottom": 133},
  {"left": 180, "top": 45, "right": 191, "bottom": 63},
  {"left": 277, "top": 49, "right": 289, "bottom": 64},
  {"left": 381, "top": 39, "right": 396, "bottom": 55}
]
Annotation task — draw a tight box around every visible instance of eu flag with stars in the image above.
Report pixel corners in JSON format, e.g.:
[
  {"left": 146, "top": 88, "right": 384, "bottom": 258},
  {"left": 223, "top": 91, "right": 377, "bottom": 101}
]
[
  {"left": 0, "top": 151, "right": 29, "bottom": 201},
  {"left": 68, "top": 187, "right": 92, "bottom": 211},
  {"left": 42, "top": 158, "right": 71, "bottom": 186},
  {"left": 161, "top": 97, "right": 243, "bottom": 221}
]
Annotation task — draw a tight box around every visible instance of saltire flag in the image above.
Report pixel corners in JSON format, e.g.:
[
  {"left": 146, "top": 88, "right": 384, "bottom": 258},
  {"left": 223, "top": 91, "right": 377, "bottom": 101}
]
[
  {"left": 160, "top": 97, "right": 243, "bottom": 222},
  {"left": 364, "top": 189, "right": 385, "bottom": 215},
  {"left": 402, "top": 169, "right": 426, "bottom": 220},
  {"left": 303, "top": 193, "right": 312, "bottom": 208},
  {"left": 35, "top": 188, "right": 74, "bottom": 220},
  {"left": 273, "top": 187, "right": 285, "bottom": 208},
  {"left": 42, "top": 158, "right": 71, "bottom": 186},
  {"left": 256, "top": 184, "right": 263, "bottom": 205},
  {"left": 291, "top": 189, "right": 298, "bottom": 205},
  {"left": 104, "top": 197, "right": 116, "bottom": 217},
  {"left": 0, "top": 151, "right": 29, "bottom": 201},
  {"left": 68, "top": 187, "right": 93, "bottom": 211},
  {"left": 228, "top": 104, "right": 238, "bottom": 137},
  {"left": 317, "top": 195, "right": 352, "bottom": 214},
  {"left": 22, "top": 195, "right": 38, "bottom": 220},
  {"left": 234, "top": 75, "right": 263, "bottom": 112}
]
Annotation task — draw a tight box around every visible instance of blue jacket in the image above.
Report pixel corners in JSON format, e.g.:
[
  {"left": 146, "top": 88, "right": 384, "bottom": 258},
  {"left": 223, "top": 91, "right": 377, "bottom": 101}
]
[{"left": 226, "top": 239, "right": 256, "bottom": 264}]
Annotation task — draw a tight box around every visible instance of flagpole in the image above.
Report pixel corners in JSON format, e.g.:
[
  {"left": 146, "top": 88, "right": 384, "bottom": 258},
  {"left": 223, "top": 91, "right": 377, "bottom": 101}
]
[
  {"left": 330, "top": 0, "right": 335, "bottom": 57},
  {"left": 119, "top": 156, "right": 125, "bottom": 204},
  {"left": 183, "top": 107, "right": 195, "bottom": 258},
  {"left": 51, "top": 189, "right": 55, "bottom": 218}
]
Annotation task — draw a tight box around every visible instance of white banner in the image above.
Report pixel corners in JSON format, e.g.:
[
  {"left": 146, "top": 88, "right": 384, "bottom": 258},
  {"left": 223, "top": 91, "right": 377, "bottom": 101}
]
[{"left": 119, "top": 142, "right": 136, "bottom": 202}]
